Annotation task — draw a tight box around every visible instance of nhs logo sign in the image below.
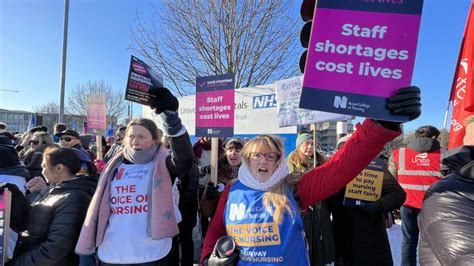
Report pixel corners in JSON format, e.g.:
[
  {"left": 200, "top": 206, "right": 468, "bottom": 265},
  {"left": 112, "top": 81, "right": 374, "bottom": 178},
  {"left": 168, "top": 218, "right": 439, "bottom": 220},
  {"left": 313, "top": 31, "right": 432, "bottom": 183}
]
[
  {"left": 333, "top": 96, "right": 348, "bottom": 109},
  {"left": 253, "top": 94, "right": 277, "bottom": 109}
]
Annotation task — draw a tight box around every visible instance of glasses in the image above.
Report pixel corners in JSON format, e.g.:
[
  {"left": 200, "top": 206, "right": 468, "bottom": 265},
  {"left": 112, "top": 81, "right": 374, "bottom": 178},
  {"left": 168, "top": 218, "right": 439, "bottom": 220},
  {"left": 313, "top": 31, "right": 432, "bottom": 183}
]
[
  {"left": 60, "top": 137, "right": 76, "bottom": 142},
  {"left": 250, "top": 152, "right": 280, "bottom": 161},
  {"left": 29, "top": 140, "right": 40, "bottom": 145}
]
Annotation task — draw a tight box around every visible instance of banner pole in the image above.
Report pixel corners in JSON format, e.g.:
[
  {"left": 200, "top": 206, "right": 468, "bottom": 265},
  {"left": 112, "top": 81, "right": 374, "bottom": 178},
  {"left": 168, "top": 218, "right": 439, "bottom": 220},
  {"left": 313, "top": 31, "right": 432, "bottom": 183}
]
[
  {"left": 311, "top": 124, "right": 317, "bottom": 168},
  {"left": 210, "top": 137, "right": 219, "bottom": 184},
  {"left": 96, "top": 135, "right": 103, "bottom": 160}
]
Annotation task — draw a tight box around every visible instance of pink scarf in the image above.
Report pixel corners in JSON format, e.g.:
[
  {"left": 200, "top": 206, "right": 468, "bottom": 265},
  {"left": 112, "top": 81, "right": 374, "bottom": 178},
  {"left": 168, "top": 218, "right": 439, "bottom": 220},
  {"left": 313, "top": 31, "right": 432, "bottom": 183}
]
[{"left": 75, "top": 145, "right": 178, "bottom": 255}]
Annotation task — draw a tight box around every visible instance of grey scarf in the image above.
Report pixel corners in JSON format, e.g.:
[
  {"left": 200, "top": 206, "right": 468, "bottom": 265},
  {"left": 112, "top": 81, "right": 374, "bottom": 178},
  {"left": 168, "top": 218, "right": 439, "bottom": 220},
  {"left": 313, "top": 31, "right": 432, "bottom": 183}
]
[{"left": 122, "top": 144, "right": 159, "bottom": 164}]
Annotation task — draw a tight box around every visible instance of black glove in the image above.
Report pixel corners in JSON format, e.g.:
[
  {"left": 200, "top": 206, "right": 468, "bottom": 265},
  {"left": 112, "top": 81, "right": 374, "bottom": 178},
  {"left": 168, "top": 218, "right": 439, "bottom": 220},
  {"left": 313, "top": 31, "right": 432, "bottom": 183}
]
[
  {"left": 377, "top": 86, "right": 421, "bottom": 130},
  {"left": 148, "top": 87, "right": 179, "bottom": 114},
  {"left": 359, "top": 202, "right": 383, "bottom": 216},
  {"left": 0, "top": 183, "right": 29, "bottom": 232},
  {"left": 201, "top": 165, "right": 211, "bottom": 175},
  {"left": 205, "top": 235, "right": 239, "bottom": 266},
  {"left": 206, "top": 182, "right": 219, "bottom": 201}
]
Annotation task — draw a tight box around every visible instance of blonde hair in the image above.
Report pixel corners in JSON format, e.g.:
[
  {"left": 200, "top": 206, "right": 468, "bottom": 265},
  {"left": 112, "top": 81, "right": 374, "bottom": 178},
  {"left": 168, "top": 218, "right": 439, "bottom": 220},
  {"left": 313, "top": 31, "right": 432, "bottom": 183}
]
[
  {"left": 287, "top": 150, "right": 308, "bottom": 172},
  {"left": 241, "top": 135, "right": 296, "bottom": 223}
]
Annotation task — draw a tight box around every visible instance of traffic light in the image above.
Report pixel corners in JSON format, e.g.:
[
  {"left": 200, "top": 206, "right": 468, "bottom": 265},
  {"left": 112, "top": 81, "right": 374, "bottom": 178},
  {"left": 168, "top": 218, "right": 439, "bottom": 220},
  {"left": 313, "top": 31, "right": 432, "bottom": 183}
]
[{"left": 299, "top": 0, "right": 316, "bottom": 73}]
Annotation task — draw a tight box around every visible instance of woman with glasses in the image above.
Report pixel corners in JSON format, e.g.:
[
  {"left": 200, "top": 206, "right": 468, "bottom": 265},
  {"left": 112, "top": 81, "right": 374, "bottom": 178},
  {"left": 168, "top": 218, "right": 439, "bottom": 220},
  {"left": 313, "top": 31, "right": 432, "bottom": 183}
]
[
  {"left": 20, "top": 131, "right": 54, "bottom": 181},
  {"left": 201, "top": 87, "right": 422, "bottom": 265}
]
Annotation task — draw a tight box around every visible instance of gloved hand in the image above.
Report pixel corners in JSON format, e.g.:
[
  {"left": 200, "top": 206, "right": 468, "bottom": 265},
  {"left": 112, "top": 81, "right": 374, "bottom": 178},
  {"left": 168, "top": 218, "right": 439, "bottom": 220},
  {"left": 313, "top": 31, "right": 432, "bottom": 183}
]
[
  {"left": 359, "top": 202, "right": 383, "bottom": 216},
  {"left": 377, "top": 86, "right": 421, "bottom": 130},
  {"left": 160, "top": 110, "right": 183, "bottom": 136},
  {"left": 0, "top": 183, "right": 29, "bottom": 232},
  {"left": 205, "top": 235, "right": 240, "bottom": 266},
  {"left": 94, "top": 159, "right": 106, "bottom": 172},
  {"left": 206, "top": 182, "right": 219, "bottom": 201},
  {"left": 200, "top": 165, "right": 211, "bottom": 175},
  {"left": 148, "top": 87, "right": 179, "bottom": 114}
]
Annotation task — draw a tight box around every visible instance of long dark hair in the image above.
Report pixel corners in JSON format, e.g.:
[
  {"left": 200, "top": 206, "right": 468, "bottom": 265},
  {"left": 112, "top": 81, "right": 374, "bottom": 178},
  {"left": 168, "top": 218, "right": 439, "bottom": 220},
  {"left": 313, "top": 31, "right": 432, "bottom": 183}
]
[{"left": 43, "top": 147, "right": 97, "bottom": 176}]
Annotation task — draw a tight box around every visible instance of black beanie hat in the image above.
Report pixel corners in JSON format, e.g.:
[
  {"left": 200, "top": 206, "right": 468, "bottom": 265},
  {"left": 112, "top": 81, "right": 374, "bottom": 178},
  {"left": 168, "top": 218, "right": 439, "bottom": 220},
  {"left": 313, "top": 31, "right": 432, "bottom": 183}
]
[{"left": 0, "top": 145, "right": 20, "bottom": 168}]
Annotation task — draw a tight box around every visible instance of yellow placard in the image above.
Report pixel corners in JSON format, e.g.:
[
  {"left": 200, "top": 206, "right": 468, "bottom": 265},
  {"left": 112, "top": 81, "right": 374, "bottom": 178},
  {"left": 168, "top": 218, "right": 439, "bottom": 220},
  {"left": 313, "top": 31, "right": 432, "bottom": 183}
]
[
  {"left": 344, "top": 162, "right": 384, "bottom": 202},
  {"left": 226, "top": 222, "right": 281, "bottom": 247}
]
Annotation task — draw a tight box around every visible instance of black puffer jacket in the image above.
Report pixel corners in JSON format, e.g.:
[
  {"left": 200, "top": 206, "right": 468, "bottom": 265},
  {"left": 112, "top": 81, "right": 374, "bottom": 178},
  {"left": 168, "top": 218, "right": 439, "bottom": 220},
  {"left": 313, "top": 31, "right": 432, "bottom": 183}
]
[
  {"left": 9, "top": 176, "right": 97, "bottom": 266},
  {"left": 419, "top": 146, "right": 474, "bottom": 265},
  {"left": 330, "top": 166, "right": 406, "bottom": 266}
]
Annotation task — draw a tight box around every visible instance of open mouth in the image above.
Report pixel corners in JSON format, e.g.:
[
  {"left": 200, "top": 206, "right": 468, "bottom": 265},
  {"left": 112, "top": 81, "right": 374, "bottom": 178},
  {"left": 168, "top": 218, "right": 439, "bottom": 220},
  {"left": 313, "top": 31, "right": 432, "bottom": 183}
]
[{"left": 258, "top": 167, "right": 269, "bottom": 174}]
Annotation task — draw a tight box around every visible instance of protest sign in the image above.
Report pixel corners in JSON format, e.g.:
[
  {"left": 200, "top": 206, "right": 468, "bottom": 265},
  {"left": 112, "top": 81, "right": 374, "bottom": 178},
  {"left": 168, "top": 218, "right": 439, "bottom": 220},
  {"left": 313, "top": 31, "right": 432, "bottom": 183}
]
[
  {"left": 195, "top": 73, "right": 235, "bottom": 137},
  {"left": 125, "top": 55, "right": 164, "bottom": 106},
  {"left": 275, "top": 76, "right": 351, "bottom": 127},
  {"left": 143, "top": 85, "right": 298, "bottom": 157},
  {"left": 300, "top": 0, "right": 423, "bottom": 121},
  {"left": 0, "top": 190, "right": 11, "bottom": 264},
  {"left": 343, "top": 158, "right": 385, "bottom": 206},
  {"left": 86, "top": 94, "right": 107, "bottom": 135}
]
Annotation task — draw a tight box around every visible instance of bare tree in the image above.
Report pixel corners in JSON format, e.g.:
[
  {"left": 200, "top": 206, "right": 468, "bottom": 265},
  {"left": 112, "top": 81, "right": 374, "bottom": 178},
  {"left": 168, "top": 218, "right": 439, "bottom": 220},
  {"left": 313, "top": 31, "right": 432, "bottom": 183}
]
[
  {"left": 131, "top": 0, "right": 300, "bottom": 95},
  {"left": 33, "top": 101, "right": 60, "bottom": 115},
  {"left": 67, "top": 80, "right": 128, "bottom": 121}
]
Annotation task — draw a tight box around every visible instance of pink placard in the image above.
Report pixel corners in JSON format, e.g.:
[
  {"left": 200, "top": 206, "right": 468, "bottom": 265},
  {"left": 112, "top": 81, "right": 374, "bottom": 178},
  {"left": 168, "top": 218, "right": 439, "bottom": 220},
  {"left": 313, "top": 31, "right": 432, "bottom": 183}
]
[
  {"left": 304, "top": 8, "right": 420, "bottom": 97},
  {"left": 196, "top": 90, "right": 235, "bottom": 127}
]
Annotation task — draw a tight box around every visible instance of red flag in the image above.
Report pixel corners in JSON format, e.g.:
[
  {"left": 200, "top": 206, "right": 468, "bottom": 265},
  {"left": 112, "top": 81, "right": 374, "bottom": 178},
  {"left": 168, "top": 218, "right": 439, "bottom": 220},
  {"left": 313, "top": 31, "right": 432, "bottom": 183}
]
[{"left": 449, "top": 1, "right": 474, "bottom": 149}]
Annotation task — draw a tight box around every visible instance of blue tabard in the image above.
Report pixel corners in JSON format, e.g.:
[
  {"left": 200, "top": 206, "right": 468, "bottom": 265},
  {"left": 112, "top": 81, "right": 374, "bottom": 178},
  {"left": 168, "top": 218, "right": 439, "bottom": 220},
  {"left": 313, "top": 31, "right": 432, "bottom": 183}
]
[{"left": 224, "top": 181, "right": 309, "bottom": 265}]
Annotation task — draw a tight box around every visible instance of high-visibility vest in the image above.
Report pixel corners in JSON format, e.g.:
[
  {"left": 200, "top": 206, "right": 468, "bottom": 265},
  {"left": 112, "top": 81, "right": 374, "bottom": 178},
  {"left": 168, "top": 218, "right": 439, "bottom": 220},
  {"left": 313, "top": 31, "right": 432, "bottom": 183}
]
[{"left": 393, "top": 147, "right": 443, "bottom": 209}]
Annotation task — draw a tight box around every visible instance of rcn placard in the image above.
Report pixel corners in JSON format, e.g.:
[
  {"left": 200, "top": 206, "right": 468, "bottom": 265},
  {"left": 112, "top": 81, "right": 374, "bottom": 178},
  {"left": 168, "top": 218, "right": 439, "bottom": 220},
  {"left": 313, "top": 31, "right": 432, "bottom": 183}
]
[
  {"left": 195, "top": 73, "right": 235, "bottom": 137},
  {"left": 343, "top": 158, "right": 385, "bottom": 206},
  {"left": 300, "top": 0, "right": 423, "bottom": 121},
  {"left": 125, "top": 55, "right": 164, "bottom": 106},
  {"left": 0, "top": 190, "right": 11, "bottom": 264}
]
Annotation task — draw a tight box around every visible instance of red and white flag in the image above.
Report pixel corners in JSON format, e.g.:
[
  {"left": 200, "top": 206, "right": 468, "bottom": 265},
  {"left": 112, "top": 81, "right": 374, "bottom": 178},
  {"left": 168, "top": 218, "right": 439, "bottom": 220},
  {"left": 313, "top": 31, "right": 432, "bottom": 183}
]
[{"left": 448, "top": 1, "right": 474, "bottom": 149}]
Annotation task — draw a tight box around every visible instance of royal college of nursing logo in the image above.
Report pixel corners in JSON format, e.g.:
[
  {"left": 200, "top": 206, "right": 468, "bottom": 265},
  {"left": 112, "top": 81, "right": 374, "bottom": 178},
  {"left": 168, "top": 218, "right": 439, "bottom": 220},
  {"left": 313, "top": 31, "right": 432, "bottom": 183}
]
[
  {"left": 412, "top": 153, "right": 430, "bottom": 166},
  {"left": 333, "top": 96, "right": 348, "bottom": 109}
]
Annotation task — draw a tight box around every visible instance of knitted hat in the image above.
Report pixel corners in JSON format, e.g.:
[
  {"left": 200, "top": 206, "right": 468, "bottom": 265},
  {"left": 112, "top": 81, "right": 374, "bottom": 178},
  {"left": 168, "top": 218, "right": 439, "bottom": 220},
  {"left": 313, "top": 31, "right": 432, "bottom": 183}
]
[
  {"left": 0, "top": 122, "right": 7, "bottom": 133},
  {"left": 0, "top": 145, "right": 20, "bottom": 168},
  {"left": 55, "top": 129, "right": 80, "bottom": 139},
  {"left": 225, "top": 138, "right": 245, "bottom": 151},
  {"left": 336, "top": 134, "right": 352, "bottom": 150},
  {"left": 296, "top": 133, "right": 313, "bottom": 147},
  {"left": 0, "top": 135, "right": 12, "bottom": 145},
  {"left": 29, "top": 125, "right": 48, "bottom": 134}
]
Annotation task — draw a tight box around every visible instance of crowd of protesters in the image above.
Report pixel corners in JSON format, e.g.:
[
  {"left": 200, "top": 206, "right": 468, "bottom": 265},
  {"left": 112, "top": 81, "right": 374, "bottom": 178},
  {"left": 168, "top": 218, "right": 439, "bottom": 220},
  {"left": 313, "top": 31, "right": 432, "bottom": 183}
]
[{"left": 0, "top": 85, "right": 473, "bottom": 266}]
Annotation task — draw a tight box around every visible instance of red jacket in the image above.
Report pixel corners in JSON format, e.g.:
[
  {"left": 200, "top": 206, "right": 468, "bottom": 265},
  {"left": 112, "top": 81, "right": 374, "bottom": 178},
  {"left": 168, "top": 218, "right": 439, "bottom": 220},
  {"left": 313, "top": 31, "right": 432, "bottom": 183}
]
[
  {"left": 200, "top": 119, "right": 400, "bottom": 263},
  {"left": 392, "top": 147, "right": 443, "bottom": 209}
]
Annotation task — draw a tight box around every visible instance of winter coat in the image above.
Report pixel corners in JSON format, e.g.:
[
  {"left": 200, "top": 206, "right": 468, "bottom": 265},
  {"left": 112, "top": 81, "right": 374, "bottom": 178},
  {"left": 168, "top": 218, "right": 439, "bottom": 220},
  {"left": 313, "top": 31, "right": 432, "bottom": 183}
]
[
  {"left": 0, "top": 165, "right": 29, "bottom": 190},
  {"left": 329, "top": 164, "right": 406, "bottom": 266},
  {"left": 201, "top": 119, "right": 401, "bottom": 263},
  {"left": 418, "top": 146, "right": 474, "bottom": 265},
  {"left": 9, "top": 176, "right": 98, "bottom": 266},
  {"left": 177, "top": 158, "right": 200, "bottom": 229},
  {"left": 388, "top": 137, "right": 444, "bottom": 177},
  {"left": 288, "top": 152, "right": 336, "bottom": 266}
]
